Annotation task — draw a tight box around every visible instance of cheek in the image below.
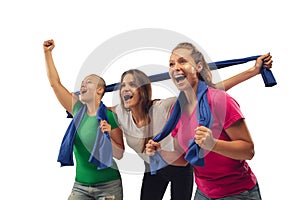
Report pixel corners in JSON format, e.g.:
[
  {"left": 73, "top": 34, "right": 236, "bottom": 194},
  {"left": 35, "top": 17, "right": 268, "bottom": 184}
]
[
  {"left": 191, "top": 67, "right": 196, "bottom": 74},
  {"left": 168, "top": 69, "right": 175, "bottom": 81},
  {"left": 132, "top": 89, "right": 140, "bottom": 99}
]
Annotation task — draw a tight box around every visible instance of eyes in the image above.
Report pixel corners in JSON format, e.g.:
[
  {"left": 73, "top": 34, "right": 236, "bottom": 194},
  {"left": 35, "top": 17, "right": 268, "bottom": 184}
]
[
  {"left": 81, "top": 80, "right": 95, "bottom": 87},
  {"left": 120, "top": 82, "right": 138, "bottom": 89},
  {"left": 169, "top": 57, "right": 188, "bottom": 68}
]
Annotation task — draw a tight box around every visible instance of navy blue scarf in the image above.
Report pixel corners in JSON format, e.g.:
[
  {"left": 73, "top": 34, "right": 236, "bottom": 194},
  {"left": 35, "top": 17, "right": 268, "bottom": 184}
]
[
  {"left": 149, "top": 81, "right": 213, "bottom": 174},
  {"left": 105, "top": 55, "right": 276, "bottom": 92},
  {"left": 58, "top": 101, "right": 113, "bottom": 170}
]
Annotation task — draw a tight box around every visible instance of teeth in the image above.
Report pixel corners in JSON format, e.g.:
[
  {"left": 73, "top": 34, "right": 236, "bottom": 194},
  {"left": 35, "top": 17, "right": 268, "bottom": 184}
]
[
  {"left": 124, "top": 94, "right": 133, "bottom": 101},
  {"left": 174, "top": 74, "right": 184, "bottom": 78},
  {"left": 174, "top": 74, "right": 185, "bottom": 82}
]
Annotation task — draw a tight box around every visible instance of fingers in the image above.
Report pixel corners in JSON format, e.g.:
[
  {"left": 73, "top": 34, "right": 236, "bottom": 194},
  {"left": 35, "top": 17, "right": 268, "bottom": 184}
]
[
  {"left": 145, "top": 140, "right": 160, "bottom": 156},
  {"left": 194, "top": 126, "right": 209, "bottom": 146},
  {"left": 43, "top": 39, "right": 55, "bottom": 51},
  {"left": 43, "top": 39, "right": 54, "bottom": 47},
  {"left": 255, "top": 53, "right": 273, "bottom": 71},
  {"left": 262, "top": 53, "right": 273, "bottom": 69},
  {"left": 194, "top": 126, "right": 215, "bottom": 150},
  {"left": 100, "top": 120, "right": 111, "bottom": 133}
]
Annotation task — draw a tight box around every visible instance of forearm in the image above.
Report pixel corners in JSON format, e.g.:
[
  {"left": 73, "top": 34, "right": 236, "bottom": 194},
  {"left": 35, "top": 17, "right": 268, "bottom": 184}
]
[
  {"left": 109, "top": 128, "right": 125, "bottom": 160},
  {"left": 212, "top": 139, "right": 255, "bottom": 160},
  {"left": 44, "top": 51, "right": 62, "bottom": 87},
  {"left": 160, "top": 150, "right": 188, "bottom": 166},
  {"left": 111, "top": 139, "right": 124, "bottom": 160},
  {"left": 215, "top": 66, "right": 259, "bottom": 91}
]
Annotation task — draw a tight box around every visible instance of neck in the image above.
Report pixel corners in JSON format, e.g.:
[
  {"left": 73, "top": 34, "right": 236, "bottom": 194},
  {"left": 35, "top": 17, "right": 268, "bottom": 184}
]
[
  {"left": 130, "top": 105, "right": 150, "bottom": 128},
  {"left": 183, "top": 81, "right": 198, "bottom": 114},
  {"left": 86, "top": 100, "right": 101, "bottom": 116}
]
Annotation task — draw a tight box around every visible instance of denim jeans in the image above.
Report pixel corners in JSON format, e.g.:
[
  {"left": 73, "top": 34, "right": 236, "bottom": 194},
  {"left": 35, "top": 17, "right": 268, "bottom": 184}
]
[
  {"left": 68, "top": 179, "right": 123, "bottom": 200},
  {"left": 194, "top": 183, "right": 262, "bottom": 200}
]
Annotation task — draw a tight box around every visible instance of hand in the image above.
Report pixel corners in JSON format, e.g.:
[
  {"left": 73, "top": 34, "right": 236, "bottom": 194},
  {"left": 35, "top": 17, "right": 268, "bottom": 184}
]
[
  {"left": 100, "top": 120, "right": 111, "bottom": 133},
  {"left": 43, "top": 39, "right": 55, "bottom": 52},
  {"left": 194, "top": 126, "right": 216, "bottom": 150},
  {"left": 254, "top": 53, "right": 273, "bottom": 74},
  {"left": 145, "top": 139, "right": 161, "bottom": 156}
]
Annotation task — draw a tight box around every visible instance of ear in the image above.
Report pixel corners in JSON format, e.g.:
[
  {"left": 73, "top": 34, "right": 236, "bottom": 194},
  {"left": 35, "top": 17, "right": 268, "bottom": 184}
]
[
  {"left": 196, "top": 62, "right": 203, "bottom": 74},
  {"left": 97, "top": 87, "right": 104, "bottom": 95}
]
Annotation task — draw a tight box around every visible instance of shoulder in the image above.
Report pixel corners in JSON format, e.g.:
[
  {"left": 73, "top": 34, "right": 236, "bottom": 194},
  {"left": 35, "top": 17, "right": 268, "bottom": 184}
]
[
  {"left": 72, "top": 100, "right": 83, "bottom": 115},
  {"left": 153, "top": 97, "right": 176, "bottom": 109},
  {"left": 208, "top": 87, "right": 242, "bottom": 118},
  {"left": 208, "top": 87, "right": 237, "bottom": 105},
  {"left": 106, "top": 109, "right": 119, "bottom": 129}
]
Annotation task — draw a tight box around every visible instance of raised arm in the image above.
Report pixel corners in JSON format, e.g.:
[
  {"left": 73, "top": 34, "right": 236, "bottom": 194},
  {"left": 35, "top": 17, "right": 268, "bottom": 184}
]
[
  {"left": 214, "top": 53, "right": 273, "bottom": 91},
  {"left": 43, "top": 39, "right": 78, "bottom": 114}
]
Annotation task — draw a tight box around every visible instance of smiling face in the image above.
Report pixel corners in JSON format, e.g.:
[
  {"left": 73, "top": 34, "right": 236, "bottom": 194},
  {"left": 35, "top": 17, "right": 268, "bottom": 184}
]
[
  {"left": 120, "top": 73, "right": 140, "bottom": 109},
  {"left": 169, "top": 48, "right": 200, "bottom": 91},
  {"left": 119, "top": 70, "right": 152, "bottom": 113},
  {"left": 80, "top": 74, "right": 104, "bottom": 104}
]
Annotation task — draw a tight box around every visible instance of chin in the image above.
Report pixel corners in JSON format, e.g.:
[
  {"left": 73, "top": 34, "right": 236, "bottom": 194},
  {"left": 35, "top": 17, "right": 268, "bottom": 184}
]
[{"left": 123, "top": 103, "right": 130, "bottom": 109}]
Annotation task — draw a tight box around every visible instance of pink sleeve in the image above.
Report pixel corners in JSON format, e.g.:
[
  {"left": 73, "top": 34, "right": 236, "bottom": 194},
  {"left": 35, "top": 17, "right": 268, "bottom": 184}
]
[
  {"left": 209, "top": 88, "right": 244, "bottom": 130},
  {"left": 223, "top": 95, "right": 244, "bottom": 130}
]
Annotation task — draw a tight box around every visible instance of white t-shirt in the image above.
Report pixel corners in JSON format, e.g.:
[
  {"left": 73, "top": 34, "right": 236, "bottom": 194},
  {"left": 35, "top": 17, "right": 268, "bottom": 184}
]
[{"left": 115, "top": 97, "right": 176, "bottom": 163}]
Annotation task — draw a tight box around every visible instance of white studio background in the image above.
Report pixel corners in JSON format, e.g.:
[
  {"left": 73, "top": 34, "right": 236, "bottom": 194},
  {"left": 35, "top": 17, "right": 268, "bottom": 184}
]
[{"left": 0, "top": 0, "right": 299, "bottom": 199}]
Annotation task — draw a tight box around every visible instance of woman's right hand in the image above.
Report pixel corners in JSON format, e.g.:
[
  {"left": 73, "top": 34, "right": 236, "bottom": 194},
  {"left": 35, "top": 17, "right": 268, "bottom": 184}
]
[
  {"left": 145, "top": 139, "right": 161, "bottom": 156},
  {"left": 43, "top": 39, "right": 55, "bottom": 52}
]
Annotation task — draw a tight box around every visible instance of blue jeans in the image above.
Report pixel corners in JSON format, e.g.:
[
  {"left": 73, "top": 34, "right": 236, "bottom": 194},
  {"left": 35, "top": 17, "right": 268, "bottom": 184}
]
[
  {"left": 194, "top": 183, "right": 262, "bottom": 200},
  {"left": 68, "top": 179, "right": 123, "bottom": 200}
]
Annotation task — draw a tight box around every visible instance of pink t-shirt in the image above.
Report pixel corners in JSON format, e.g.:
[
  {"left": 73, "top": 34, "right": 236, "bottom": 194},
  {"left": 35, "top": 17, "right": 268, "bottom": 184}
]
[{"left": 172, "top": 88, "right": 257, "bottom": 198}]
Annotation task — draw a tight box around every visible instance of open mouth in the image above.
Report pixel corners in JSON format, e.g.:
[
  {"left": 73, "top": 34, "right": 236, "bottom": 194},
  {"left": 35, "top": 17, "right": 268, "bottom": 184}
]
[
  {"left": 174, "top": 74, "right": 186, "bottom": 83},
  {"left": 81, "top": 89, "right": 87, "bottom": 95},
  {"left": 124, "top": 94, "right": 133, "bottom": 101}
]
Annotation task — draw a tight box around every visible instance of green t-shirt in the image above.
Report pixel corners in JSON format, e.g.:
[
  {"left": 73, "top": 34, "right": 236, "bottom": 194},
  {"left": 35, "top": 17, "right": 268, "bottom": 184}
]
[{"left": 73, "top": 101, "right": 121, "bottom": 185}]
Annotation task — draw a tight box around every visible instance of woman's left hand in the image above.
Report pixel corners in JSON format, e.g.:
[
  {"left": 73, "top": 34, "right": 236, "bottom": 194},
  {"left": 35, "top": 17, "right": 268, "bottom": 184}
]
[{"left": 254, "top": 53, "right": 273, "bottom": 74}]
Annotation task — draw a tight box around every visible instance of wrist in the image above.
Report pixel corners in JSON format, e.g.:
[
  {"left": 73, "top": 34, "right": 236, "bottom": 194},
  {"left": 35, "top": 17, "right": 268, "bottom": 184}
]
[{"left": 249, "top": 66, "right": 260, "bottom": 76}]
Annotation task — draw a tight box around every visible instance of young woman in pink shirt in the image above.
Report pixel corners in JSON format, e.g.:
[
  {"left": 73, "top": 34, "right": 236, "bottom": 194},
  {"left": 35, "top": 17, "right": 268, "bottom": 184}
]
[{"left": 146, "top": 42, "right": 272, "bottom": 199}]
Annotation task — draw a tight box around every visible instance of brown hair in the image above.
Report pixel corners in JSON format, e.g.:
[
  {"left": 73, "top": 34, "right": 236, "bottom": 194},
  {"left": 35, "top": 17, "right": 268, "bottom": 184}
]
[{"left": 119, "top": 69, "right": 152, "bottom": 114}]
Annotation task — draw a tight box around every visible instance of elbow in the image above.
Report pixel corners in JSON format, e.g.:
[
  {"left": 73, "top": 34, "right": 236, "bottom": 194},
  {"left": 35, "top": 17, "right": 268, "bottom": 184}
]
[
  {"left": 49, "top": 81, "right": 61, "bottom": 89},
  {"left": 114, "top": 154, "right": 123, "bottom": 160},
  {"left": 247, "top": 144, "right": 255, "bottom": 160},
  {"left": 113, "top": 146, "right": 125, "bottom": 160},
  {"left": 114, "top": 150, "right": 124, "bottom": 160}
]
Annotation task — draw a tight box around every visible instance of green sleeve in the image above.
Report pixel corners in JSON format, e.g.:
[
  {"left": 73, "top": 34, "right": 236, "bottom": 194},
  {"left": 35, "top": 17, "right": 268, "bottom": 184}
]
[
  {"left": 73, "top": 101, "right": 83, "bottom": 116},
  {"left": 107, "top": 110, "right": 118, "bottom": 129}
]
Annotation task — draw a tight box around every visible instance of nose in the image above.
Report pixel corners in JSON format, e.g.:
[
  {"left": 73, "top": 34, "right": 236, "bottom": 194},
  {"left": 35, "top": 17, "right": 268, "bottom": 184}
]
[
  {"left": 172, "top": 62, "right": 181, "bottom": 71},
  {"left": 81, "top": 80, "right": 87, "bottom": 87},
  {"left": 121, "top": 83, "right": 130, "bottom": 92}
]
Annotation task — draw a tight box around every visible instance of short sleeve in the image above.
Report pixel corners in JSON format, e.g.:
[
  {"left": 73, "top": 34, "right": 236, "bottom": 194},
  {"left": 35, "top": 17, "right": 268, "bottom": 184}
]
[
  {"left": 223, "top": 95, "right": 244, "bottom": 130},
  {"left": 209, "top": 88, "right": 244, "bottom": 130},
  {"left": 73, "top": 100, "right": 83, "bottom": 116},
  {"left": 107, "top": 109, "right": 119, "bottom": 130}
]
